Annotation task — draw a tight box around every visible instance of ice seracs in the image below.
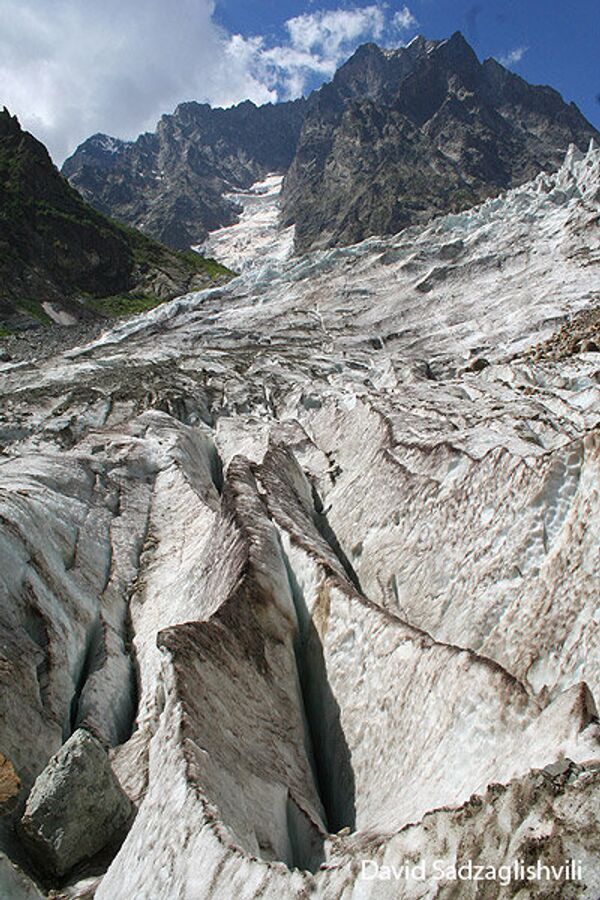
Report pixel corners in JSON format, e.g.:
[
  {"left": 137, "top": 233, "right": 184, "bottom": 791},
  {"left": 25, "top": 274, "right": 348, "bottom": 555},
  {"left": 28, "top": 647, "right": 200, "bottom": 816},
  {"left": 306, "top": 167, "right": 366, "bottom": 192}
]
[
  {"left": 199, "top": 174, "right": 295, "bottom": 274},
  {"left": 1, "top": 147, "right": 600, "bottom": 898}
]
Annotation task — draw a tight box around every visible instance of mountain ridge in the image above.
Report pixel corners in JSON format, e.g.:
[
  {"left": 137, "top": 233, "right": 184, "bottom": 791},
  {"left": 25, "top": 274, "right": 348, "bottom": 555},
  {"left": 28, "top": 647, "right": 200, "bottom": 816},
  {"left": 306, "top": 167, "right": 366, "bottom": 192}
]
[
  {"left": 62, "top": 98, "right": 307, "bottom": 250},
  {"left": 62, "top": 31, "right": 600, "bottom": 255},
  {"left": 281, "top": 31, "right": 600, "bottom": 250}
]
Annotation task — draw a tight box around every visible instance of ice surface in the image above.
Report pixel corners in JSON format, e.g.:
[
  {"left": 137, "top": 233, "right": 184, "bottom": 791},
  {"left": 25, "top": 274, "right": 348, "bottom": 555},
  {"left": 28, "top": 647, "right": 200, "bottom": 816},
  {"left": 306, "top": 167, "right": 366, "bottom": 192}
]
[{"left": 1, "top": 146, "right": 600, "bottom": 898}]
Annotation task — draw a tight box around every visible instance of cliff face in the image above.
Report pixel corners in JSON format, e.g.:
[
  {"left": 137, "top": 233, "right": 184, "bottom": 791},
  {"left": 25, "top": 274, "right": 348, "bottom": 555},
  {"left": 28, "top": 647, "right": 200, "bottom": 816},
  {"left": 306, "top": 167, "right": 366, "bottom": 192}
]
[
  {"left": 280, "top": 33, "right": 600, "bottom": 250},
  {"left": 62, "top": 99, "right": 307, "bottom": 249},
  {"left": 0, "top": 109, "right": 231, "bottom": 332}
]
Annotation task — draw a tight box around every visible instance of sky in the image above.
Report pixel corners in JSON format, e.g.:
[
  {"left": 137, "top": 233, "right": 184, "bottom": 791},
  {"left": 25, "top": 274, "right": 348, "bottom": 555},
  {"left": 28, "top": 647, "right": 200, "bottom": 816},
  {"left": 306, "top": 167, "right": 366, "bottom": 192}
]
[{"left": 1, "top": 0, "right": 599, "bottom": 165}]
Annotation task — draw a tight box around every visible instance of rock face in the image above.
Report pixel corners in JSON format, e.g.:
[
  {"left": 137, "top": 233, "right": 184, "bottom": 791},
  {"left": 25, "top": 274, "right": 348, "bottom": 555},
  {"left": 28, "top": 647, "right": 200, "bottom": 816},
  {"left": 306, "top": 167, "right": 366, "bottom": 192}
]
[
  {"left": 281, "top": 33, "right": 600, "bottom": 251},
  {"left": 0, "top": 109, "right": 231, "bottom": 333},
  {"left": 19, "top": 729, "right": 132, "bottom": 878},
  {"left": 0, "top": 145, "right": 600, "bottom": 897},
  {"left": 62, "top": 99, "right": 307, "bottom": 249},
  {"left": 526, "top": 304, "right": 600, "bottom": 362}
]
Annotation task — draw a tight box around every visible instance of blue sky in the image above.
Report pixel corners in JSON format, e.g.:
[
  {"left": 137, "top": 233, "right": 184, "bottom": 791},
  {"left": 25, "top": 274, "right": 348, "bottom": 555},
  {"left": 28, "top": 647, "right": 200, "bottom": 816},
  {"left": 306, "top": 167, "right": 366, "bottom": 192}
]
[{"left": 1, "top": 0, "right": 598, "bottom": 163}]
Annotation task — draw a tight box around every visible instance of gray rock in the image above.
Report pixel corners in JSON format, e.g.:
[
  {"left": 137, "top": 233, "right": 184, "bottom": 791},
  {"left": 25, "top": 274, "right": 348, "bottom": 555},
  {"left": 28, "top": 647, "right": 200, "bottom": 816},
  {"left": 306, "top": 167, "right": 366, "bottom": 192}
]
[
  {"left": 468, "top": 356, "right": 490, "bottom": 373},
  {"left": 543, "top": 757, "right": 575, "bottom": 778},
  {"left": 581, "top": 338, "right": 599, "bottom": 352},
  {"left": 0, "top": 853, "right": 45, "bottom": 900},
  {"left": 19, "top": 729, "right": 132, "bottom": 878}
]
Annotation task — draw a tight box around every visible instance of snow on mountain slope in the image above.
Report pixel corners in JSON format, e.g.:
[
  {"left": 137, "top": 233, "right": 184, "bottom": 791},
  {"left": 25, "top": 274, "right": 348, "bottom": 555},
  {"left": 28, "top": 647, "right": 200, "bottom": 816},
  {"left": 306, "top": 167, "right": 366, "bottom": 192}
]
[
  {"left": 199, "top": 174, "right": 295, "bottom": 274},
  {"left": 1, "top": 143, "right": 600, "bottom": 899}
]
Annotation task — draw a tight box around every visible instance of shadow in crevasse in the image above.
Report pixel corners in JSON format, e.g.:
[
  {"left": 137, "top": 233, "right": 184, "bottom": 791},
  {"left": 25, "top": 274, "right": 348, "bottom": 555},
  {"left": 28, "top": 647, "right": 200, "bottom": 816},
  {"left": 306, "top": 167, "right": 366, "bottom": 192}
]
[
  {"left": 310, "top": 483, "right": 363, "bottom": 594},
  {"left": 282, "top": 549, "right": 357, "bottom": 837}
]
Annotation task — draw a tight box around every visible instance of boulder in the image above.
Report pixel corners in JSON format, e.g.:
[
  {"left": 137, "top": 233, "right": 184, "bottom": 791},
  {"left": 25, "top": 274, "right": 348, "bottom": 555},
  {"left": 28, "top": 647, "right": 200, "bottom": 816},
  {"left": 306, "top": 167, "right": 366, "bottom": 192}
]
[
  {"left": 19, "top": 729, "right": 132, "bottom": 879},
  {"left": 581, "top": 338, "right": 599, "bottom": 352},
  {"left": 468, "top": 356, "right": 490, "bottom": 373}
]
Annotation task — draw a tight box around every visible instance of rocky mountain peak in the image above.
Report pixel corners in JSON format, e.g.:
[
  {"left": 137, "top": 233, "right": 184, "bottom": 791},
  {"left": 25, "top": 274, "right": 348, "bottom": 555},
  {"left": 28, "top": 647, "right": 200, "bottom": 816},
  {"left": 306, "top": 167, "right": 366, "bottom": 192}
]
[
  {"left": 86, "top": 133, "right": 127, "bottom": 153},
  {"left": 281, "top": 31, "right": 599, "bottom": 251},
  {"left": 61, "top": 133, "right": 129, "bottom": 180},
  {"left": 443, "top": 29, "right": 479, "bottom": 55},
  {"left": 331, "top": 36, "right": 427, "bottom": 105},
  {"left": 63, "top": 96, "right": 307, "bottom": 249},
  {"left": 0, "top": 105, "right": 22, "bottom": 138},
  {"left": 402, "top": 33, "right": 441, "bottom": 56},
  {"left": 61, "top": 31, "right": 599, "bottom": 256}
]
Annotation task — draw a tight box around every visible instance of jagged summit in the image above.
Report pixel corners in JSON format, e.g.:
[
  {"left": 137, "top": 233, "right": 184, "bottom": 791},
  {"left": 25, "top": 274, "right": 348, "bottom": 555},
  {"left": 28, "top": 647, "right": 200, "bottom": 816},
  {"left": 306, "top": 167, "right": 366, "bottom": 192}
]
[
  {"left": 67, "top": 133, "right": 131, "bottom": 178},
  {"left": 63, "top": 96, "right": 307, "bottom": 249},
  {"left": 0, "top": 106, "right": 21, "bottom": 137},
  {"left": 281, "top": 30, "right": 599, "bottom": 251},
  {"left": 84, "top": 133, "right": 129, "bottom": 152},
  {"left": 344, "top": 30, "right": 465, "bottom": 65}
]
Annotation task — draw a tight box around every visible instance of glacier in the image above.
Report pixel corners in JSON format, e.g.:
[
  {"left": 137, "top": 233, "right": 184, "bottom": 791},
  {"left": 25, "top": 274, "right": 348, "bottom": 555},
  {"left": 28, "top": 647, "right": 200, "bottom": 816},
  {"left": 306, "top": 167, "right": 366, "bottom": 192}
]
[{"left": 0, "top": 144, "right": 599, "bottom": 899}]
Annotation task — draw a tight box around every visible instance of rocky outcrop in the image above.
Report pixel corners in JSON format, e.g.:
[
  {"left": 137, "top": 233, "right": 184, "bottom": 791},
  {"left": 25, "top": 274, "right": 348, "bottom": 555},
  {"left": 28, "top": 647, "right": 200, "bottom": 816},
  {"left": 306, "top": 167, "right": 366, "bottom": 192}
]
[
  {"left": 62, "top": 99, "right": 307, "bottom": 250},
  {"left": 1, "top": 146, "right": 600, "bottom": 897},
  {"left": 0, "top": 109, "right": 231, "bottom": 333},
  {"left": 19, "top": 729, "right": 132, "bottom": 879},
  {"left": 525, "top": 303, "right": 600, "bottom": 362},
  {"left": 281, "top": 33, "right": 600, "bottom": 250}
]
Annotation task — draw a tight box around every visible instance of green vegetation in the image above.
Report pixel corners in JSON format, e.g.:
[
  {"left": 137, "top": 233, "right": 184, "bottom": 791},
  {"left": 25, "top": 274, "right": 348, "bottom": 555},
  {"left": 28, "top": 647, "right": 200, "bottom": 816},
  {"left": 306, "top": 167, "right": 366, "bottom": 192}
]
[
  {"left": 177, "top": 248, "right": 232, "bottom": 279},
  {"left": 15, "top": 299, "right": 53, "bottom": 324},
  {"left": 117, "top": 224, "right": 233, "bottom": 279},
  {"left": 86, "top": 292, "right": 163, "bottom": 318},
  {"left": 0, "top": 325, "right": 11, "bottom": 338}
]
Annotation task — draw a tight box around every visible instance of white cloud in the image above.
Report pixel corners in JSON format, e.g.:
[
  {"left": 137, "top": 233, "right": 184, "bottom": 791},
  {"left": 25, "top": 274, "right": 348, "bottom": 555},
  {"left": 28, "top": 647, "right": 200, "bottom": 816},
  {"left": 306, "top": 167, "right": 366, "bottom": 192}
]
[
  {"left": 0, "top": 0, "right": 275, "bottom": 163},
  {"left": 245, "top": 4, "right": 419, "bottom": 102},
  {"left": 498, "top": 46, "right": 528, "bottom": 68},
  {"left": 393, "top": 6, "right": 419, "bottom": 30},
  {"left": 0, "top": 1, "right": 419, "bottom": 164},
  {"left": 285, "top": 6, "right": 387, "bottom": 57}
]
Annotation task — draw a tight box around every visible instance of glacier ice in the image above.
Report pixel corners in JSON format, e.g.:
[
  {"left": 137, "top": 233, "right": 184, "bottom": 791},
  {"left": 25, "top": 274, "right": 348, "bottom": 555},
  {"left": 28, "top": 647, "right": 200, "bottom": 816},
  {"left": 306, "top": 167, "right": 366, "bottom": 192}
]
[{"left": 0, "top": 146, "right": 600, "bottom": 898}]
